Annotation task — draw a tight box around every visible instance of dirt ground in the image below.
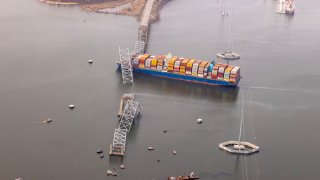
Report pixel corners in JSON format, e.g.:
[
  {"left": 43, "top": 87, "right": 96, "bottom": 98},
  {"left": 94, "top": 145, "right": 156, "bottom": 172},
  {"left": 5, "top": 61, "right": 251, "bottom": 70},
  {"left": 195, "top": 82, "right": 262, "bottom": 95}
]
[{"left": 40, "top": 0, "right": 170, "bottom": 23}]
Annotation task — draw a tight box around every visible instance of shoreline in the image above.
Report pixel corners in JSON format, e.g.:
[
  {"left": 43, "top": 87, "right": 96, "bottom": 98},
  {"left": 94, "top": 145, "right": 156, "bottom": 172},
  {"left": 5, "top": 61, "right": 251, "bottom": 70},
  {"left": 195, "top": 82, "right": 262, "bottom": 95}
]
[{"left": 38, "top": 0, "right": 171, "bottom": 23}]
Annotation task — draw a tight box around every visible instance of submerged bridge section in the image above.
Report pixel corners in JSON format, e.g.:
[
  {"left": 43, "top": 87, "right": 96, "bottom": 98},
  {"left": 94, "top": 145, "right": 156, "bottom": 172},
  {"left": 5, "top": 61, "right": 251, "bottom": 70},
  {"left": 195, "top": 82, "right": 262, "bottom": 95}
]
[
  {"left": 110, "top": 96, "right": 142, "bottom": 156},
  {"left": 138, "top": 0, "right": 156, "bottom": 52}
]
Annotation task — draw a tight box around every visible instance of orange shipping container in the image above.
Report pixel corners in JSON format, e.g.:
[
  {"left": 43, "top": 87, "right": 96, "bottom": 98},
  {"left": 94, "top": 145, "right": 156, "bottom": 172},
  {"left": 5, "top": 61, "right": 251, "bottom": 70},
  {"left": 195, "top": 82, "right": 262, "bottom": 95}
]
[
  {"left": 156, "top": 57, "right": 164, "bottom": 71},
  {"left": 211, "top": 64, "right": 221, "bottom": 79},
  {"left": 179, "top": 59, "right": 190, "bottom": 74},
  {"left": 174, "top": 58, "right": 183, "bottom": 72},
  {"left": 186, "top": 59, "right": 196, "bottom": 75},
  {"left": 167, "top": 57, "right": 178, "bottom": 72},
  {"left": 198, "top": 61, "right": 209, "bottom": 77}
]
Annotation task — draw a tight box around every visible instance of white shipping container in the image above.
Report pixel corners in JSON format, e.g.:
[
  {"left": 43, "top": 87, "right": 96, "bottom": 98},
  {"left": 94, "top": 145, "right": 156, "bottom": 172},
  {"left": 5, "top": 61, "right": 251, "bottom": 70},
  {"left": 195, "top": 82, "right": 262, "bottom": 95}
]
[
  {"left": 133, "top": 60, "right": 139, "bottom": 66},
  {"left": 174, "top": 61, "right": 181, "bottom": 69},
  {"left": 218, "top": 67, "right": 225, "bottom": 73},
  {"left": 192, "top": 66, "right": 198, "bottom": 75},
  {"left": 231, "top": 67, "right": 240, "bottom": 74},
  {"left": 145, "top": 58, "right": 152, "bottom": 67}
]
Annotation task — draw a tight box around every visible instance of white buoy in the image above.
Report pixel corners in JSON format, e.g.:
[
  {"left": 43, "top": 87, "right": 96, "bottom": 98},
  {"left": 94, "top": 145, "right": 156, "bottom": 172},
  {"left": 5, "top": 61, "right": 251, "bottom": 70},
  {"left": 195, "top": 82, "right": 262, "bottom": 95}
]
[
  {"left": 148, "top": 146, "right": 154, "bottom": 150},
  {"left": 197, "top": 118, "right": 202, "bottom": 124},
  {"left": 173, "top": 150, "right": 176, "bottom": 155},
  {"left": 88, "top": 59, "right": 93, "bottom": 64},
  {"left": 69, "top": 104, "right": 75, "bottom": 109}
]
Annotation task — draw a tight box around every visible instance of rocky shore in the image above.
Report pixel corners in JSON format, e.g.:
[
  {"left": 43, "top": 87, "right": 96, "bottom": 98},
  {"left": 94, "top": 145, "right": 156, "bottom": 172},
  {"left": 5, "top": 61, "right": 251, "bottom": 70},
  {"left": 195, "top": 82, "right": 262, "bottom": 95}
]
[{"left": 39, "top": 0, "right": 171, "bottom": 23}]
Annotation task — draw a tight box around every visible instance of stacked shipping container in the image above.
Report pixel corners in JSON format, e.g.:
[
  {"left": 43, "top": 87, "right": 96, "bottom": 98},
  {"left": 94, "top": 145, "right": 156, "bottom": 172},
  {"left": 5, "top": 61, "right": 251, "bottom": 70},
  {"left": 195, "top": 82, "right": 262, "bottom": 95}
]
[
  {"left": 134, "top": 54, "right": 240, "bottom": 84},
  {"left": 167, "top": 57, "right": 178, "bottom": 72},
  {"left": 179, "top": 59, "right": 190, "bottom": 74},
  {"left": 186, "top": 59, "right": 196, "bottom": 75},
  {"left": 198, "top": 61, "right": 209, "bottom": 78},
  {"left": 174, "top": 58, "right": 184, "bottom": 72}
]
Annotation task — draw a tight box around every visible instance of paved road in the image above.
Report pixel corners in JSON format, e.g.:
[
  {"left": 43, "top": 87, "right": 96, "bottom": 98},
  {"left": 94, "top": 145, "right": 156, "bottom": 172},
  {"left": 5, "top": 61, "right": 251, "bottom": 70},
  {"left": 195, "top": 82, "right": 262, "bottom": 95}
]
[{"left": 140, "top": 0, "right": 156, "bottom": 27}]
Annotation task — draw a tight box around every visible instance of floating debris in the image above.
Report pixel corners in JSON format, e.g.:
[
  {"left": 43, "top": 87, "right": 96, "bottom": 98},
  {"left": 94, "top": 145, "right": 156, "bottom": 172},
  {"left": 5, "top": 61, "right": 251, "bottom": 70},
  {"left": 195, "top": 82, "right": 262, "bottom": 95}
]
[
  {"left": 168, "top": 171, "right": 199, "bottom": 180},
  {"left": 157, "top": 159, "right": 160, "bottom": 163},
  {"left": 96, "top": 149, "right": 103, "bottom": 154},
  {"left": 69, "top": 104, "right": 75, "bottom": 109},
  {"left": 148, "top": 146, "right": 154, "bottom": 150},
  {"left": 15, "top": 178, "right": 22, "bottom": 180},
  {"left": 173, "top": 150, "right": 176, "bottom": 155},
  {"left": 88, "top": 59, "right": 93, "bottom": 64},
  {"left": 107, "top": 170, "right": 113, "bottom": 176},
  {"left": 107, "top": 169, "right": 118, "bottom": 176},
  {"left": 163, "top": 130, "right": 167, "bottom": 133},
  {"left": 99, "top": 155, "right": 104, "bottom": 159},
  {"left": 196, "top": 118, "right": 202, "bottom": 124},
  {"left": 120, "top": 164, "right": 125, "bottom": 169},
  {"left": 43, "top": 118, "right": 53, "bottom": 123}
]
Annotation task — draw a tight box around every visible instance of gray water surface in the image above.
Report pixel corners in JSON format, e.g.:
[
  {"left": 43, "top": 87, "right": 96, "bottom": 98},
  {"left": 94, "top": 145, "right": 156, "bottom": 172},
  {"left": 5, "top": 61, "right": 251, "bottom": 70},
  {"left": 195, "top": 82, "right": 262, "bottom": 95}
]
[{"left": 1, "top": 0, "right": 320, "bottom": 179}]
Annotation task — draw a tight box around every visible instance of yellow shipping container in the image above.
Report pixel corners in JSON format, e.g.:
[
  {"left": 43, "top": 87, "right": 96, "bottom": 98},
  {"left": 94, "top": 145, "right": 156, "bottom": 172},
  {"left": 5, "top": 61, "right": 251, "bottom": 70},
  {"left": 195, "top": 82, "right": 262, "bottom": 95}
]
[
  {"left": 199, "top": 61, "right": 209, "bottom": 68},
  {"left": 187, "top": 59, "right": 196, "bottom": 68},
  {"left": 151, "top": 59, "right": 158, "bottom": 66},
  {"left": 224, "top": 66, "right": 234, "bottom": 81}
]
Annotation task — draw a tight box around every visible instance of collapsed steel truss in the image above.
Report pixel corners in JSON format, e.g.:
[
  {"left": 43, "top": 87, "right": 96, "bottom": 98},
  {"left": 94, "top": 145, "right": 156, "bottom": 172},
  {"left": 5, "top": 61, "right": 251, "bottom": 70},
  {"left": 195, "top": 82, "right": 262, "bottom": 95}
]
[
  {"left": 111, "top": 99, "right": 142, "bottom": 155},
  {"left": 119, "top": 47, "right": 134, "bottom": 85}
]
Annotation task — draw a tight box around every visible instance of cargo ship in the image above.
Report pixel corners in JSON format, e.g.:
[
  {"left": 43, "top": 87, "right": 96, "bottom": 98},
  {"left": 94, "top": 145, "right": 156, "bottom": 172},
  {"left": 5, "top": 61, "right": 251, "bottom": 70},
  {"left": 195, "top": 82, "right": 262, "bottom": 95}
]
[{"left": 118, "top": 54, "right": 241, "bottom": 87}]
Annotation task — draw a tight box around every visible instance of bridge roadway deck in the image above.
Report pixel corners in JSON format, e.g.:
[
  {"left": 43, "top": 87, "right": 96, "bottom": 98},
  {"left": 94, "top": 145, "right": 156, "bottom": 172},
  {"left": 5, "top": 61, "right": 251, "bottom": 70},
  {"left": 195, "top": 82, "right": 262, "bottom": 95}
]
[{"left": 140, "top": 0, "right": 156, "bottom": 27}]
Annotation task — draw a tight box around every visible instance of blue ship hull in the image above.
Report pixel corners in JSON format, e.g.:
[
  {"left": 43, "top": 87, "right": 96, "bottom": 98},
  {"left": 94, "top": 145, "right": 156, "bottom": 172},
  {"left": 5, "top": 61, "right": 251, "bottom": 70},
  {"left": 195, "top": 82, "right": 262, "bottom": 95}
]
[{"left": 118, "top": 64, "right": 238, "bottom": 87}]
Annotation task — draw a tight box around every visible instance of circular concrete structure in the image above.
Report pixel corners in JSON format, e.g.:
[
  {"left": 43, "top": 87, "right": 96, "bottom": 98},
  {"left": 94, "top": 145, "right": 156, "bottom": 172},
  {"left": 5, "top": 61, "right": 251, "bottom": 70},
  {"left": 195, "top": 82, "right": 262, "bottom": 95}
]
[
  {"left": 219, "top": 141, "right": 259, "bottom": 155},
  {"left": 217, "top": 52, "right": 240, "bottom": 60}
]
